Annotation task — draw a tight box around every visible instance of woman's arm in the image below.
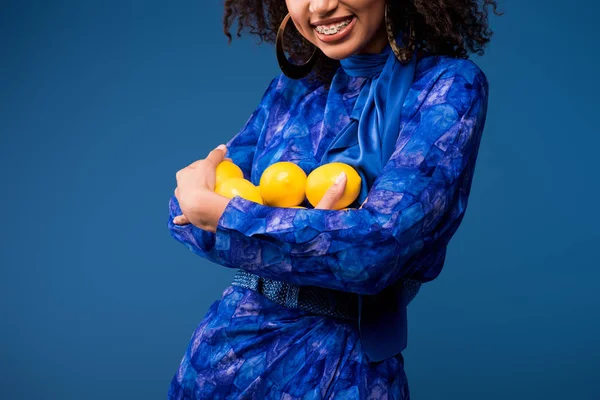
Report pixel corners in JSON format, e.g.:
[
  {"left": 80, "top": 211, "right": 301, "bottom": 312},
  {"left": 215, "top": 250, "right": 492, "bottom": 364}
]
[
  {"left": 210, "top": 61, "right": 489, "bottom": 295},
  {"left": 167, "top": 76, "right": 279, "bottom": 261},
  {"left": 169, "top": 61, "right": 489, "bottom": 295}
]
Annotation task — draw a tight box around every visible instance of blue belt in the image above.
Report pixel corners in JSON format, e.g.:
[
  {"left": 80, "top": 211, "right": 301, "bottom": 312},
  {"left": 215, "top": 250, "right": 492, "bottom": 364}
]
[
  {"left": 232, "top": 269, "right": 422, "bottom": 362},
  {"left": 231, "top": 269, "right": 421, "bottom": 322},
  {"left": 231, "top": 269, "right": 360, "bottom": 321}
]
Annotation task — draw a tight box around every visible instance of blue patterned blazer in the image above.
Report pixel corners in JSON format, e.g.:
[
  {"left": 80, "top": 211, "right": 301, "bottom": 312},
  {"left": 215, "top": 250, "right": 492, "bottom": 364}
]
[{"left": 169, "top": 54, "right": 489, "bottom": 362}]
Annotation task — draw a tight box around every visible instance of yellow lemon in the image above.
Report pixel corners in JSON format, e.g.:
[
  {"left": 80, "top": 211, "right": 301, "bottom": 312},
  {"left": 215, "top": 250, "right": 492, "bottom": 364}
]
[
  {"left": 215, "top": 160, "right": 243, "bottom": 188},
  {"left": 215, "top": 177, "right": 264, "bottom": 205},
  {"left": 259, "top": 161, "right": 307, "bottom": 207},
  {"left": 305, "top": 162, "right": 361, "bottom": 210},
  {"left": 290, "top": 206, "right": 307, "bottom": 209}
]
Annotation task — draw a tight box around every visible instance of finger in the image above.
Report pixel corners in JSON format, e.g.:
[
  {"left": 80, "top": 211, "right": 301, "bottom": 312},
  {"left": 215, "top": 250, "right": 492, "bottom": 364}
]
[
  {"left": 186, "top": 154, "right": 231, "bottom": 171},
  {"left": 173, "top": 214, "right": 191, "bottom": 225},
  {"left": 315, "top": 172, "right": 347, "bottom": 210},
  {"left": 184, "top": 146, "right": 228, "bottom": 170},
  {"left": 205, "top": 144, "right": 227, "bottom": 166}
]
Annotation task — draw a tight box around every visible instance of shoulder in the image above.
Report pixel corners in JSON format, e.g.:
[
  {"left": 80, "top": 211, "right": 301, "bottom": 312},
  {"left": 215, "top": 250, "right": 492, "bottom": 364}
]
[
  {"left": 404, "top": 55, "right": 489, "bottom": 118},
  {"left": 415, "top": 55, "right": 488, "bottom": 89},
  {"left": 260, "top": 73, "right": 326, "bottom": 105},
  {"left": 272, "top": 71, "right": 331, "bottom": 94}
]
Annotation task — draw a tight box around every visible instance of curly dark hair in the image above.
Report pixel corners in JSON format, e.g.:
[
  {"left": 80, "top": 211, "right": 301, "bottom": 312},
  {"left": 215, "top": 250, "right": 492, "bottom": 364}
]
[{"left": 223, "top": 0, "right": 502, "bottom": 84}]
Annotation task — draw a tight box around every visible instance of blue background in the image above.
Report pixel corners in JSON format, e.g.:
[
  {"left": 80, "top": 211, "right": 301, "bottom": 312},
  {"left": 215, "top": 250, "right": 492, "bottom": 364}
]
[{"left": 1, "top": 0, "right": 598, "bottom": 398}]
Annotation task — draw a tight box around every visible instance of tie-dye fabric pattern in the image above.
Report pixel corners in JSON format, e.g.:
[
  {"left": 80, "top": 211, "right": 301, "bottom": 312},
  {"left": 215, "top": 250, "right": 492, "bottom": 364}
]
[
  {"left": 168, "top": 285, "right": 409, "bottom": 399},
  {"left": 167, "top": 55, "right": 489, "bottom": 399}
]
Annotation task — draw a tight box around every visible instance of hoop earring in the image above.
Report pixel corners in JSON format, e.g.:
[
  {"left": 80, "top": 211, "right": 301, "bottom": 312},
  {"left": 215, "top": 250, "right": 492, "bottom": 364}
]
[
  {"left": 276, "top": 13, "right": 320, "bottom": 79},
  {"left": 385, "top": 1, "right": 416, "bottom": 65}
]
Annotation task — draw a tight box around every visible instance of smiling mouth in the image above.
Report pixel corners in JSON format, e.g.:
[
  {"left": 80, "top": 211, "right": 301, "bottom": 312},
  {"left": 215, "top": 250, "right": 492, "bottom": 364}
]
[{"left": 312, "top": 16, "right": 355, "bottom": 35}]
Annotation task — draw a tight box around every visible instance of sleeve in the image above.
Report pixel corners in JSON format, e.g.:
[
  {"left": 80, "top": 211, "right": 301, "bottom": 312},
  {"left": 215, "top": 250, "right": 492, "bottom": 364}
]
[
  {"left": 209, "top": 63, "right": 489, "bottom": 295},
  {"left": 167, "top": 76, "right": 280, "bottom": 263}
]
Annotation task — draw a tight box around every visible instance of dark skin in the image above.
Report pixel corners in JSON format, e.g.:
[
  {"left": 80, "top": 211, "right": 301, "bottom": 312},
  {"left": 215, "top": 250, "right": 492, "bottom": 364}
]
[{"left": 223, "top": 0, "right": 502, "bottom": 84}]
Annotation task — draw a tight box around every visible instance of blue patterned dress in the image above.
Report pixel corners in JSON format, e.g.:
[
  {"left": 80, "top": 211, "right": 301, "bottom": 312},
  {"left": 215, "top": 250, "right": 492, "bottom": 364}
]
[{"left": 167, "top": 53, "right": 489, "bottom": 399}]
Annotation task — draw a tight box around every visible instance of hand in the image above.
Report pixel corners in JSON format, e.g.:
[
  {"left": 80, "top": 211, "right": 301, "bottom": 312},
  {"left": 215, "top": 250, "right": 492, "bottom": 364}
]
[{"left": 173, "top": 145, "right": 232, "bottom": 226}]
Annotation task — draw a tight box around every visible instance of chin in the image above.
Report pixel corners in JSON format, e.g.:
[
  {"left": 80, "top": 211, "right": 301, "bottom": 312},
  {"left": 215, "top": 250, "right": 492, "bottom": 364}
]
[{"left": 317, "top": 43, "right": 360, "bottom": 61}]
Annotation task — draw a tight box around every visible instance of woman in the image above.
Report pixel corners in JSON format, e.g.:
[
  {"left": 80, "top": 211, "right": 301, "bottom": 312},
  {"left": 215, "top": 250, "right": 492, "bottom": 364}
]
[{"left": 168, "top": 0, "right": 500, "bottom": 398}]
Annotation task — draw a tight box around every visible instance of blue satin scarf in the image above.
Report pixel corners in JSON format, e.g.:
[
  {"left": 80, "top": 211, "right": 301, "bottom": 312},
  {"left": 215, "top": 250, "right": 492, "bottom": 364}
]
[
  {"left": 320, "top": 33, "right": 419, "bottom": 363},
  {"left": 320, "top": 32, "right": 417, "bottom": 205}
]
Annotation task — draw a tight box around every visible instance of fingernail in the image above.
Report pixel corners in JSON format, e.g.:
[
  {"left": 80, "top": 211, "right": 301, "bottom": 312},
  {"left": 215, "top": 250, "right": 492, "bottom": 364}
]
[
  {"left": 335, "top": 172, "right": 346, "bottom": 184},
  {"left": 216, "top": 144, "right": 226, "bottom": 151}
]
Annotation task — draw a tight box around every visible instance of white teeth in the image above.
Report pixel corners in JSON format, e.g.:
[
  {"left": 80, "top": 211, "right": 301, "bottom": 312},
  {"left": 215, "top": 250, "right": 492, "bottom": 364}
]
[{"left": 314, "top": 18, "right": 352, "bottom": 35}]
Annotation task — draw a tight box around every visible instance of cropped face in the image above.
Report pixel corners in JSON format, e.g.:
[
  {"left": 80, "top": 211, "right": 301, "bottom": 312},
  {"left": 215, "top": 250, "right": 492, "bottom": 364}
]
[{"left": 285, "top": 0, "right": 388, "bottom": 60}]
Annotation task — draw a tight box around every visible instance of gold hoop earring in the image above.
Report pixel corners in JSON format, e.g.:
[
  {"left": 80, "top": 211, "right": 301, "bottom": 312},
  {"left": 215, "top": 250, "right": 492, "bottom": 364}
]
[
  {"left": 385, "top": 2, "right": 416, "bottom": 65},
  {"left": 276, "top": 13, "right": 320, "bottom": 79}
]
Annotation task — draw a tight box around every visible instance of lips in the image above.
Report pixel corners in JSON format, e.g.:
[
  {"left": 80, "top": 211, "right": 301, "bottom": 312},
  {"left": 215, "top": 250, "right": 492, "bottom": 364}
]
[
  {"left": 312, "top": 16, "right": 356, "bottom": 44},
  {"left": 310, "top": 15, "right": 354, "bottom": 27}
]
